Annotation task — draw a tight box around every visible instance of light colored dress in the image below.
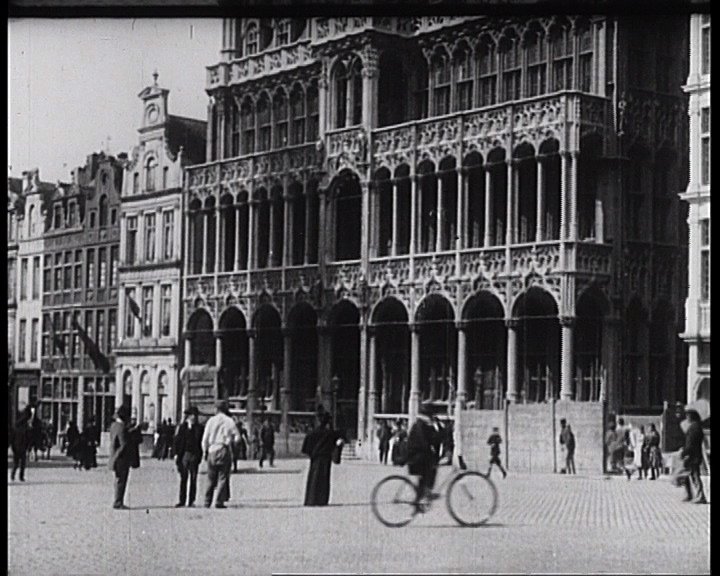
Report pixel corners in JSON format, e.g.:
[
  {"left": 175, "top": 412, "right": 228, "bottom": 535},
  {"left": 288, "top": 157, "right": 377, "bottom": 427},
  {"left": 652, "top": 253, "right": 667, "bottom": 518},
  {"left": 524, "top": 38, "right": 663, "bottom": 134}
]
[{"left": 631, "top": 429, "right": 645, "bottom": 469}]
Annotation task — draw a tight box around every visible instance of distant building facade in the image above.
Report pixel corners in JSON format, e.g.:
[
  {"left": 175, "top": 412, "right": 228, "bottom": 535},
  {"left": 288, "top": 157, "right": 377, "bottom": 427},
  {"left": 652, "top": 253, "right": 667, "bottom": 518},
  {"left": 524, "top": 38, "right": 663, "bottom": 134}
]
[
  {"left": 681, "top": 14, "right": 711, "bottom": 403},
  {"left": 182, "top": 16, "right": 690, "bottom": 453},
  {"left": 115, "top": 74, "right": 206, "bottom": 432},
  {"left": 8, "top": 177, "right": 23, "bottom": 428}
]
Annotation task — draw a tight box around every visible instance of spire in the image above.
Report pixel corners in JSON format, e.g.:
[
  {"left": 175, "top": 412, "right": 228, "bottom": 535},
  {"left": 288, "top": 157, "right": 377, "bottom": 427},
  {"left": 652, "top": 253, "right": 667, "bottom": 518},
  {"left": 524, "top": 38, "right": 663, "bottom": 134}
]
[{"left": 152, "top": 69, "right": 159, "bottom": 86}]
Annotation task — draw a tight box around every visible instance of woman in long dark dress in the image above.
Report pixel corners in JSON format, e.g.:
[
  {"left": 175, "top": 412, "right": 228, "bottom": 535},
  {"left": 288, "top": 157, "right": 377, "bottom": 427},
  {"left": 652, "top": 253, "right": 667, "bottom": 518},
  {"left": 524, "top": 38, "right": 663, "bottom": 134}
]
[{"left": 302, "top": 412, "right": 343, "bottom": 506}]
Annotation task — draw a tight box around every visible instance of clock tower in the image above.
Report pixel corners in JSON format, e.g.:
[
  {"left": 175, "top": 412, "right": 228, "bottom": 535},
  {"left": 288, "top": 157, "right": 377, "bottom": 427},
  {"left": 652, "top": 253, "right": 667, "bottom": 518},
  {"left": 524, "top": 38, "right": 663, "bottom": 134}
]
[{"left": 137, "top": 70, "right": 169, "bottom": 142}]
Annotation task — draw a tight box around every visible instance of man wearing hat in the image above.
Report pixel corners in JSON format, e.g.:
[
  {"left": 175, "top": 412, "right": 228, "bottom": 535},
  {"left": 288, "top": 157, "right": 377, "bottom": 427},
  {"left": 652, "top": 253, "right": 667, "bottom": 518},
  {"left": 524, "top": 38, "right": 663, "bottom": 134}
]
[
  {"left": 406, "top": 404, "right": 443, "bottom": 507},
  {"left": 174, "top": 406, "right": 204, "bottom": 507},
  {"left": 201, "top": 400, "right": 240, "bottom": 508},
  {"left": 108, "top": 405, "right": 132, "bottom": 510}
]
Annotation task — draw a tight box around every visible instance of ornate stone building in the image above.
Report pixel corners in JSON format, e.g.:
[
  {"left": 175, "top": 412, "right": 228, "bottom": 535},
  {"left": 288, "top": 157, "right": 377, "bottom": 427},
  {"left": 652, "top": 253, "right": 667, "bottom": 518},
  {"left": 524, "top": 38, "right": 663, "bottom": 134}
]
[
  {"left": 8, "top": 177, "right": 23, "bottom": 428},
  {"left": 183, "top": 16, "right": 689, "bottom": 453},
  {"left": 681, "top": 14, "right": 711, "bottom": 403},
  {"left": 40, "top": 153, "right": 122, "bottom": 438},
  {"left": 116, "top": 74, "right": 206, "bottom": 433}
]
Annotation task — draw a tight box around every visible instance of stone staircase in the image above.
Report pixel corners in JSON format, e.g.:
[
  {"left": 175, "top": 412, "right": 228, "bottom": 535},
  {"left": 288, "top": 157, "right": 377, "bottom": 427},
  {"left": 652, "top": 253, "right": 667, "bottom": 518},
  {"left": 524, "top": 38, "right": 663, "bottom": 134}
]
[{"left": 341, "top": 440, "right": 361, "bottom": 461}]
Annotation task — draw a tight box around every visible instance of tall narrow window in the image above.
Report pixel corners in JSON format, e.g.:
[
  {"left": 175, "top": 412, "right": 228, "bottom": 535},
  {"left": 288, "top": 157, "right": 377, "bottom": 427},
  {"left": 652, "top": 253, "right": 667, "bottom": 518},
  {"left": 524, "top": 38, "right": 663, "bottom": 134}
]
[
  {"left": 258, "top": 94, "right": 271, "bottom": 152},
  {"left": 163, "top": 211, "right": 174, "bottom": 260},
  {"left": 246, "top": 23, "right": 258, "bottom": 55},
  {"left": 432, "top": 51, "right": 451, "bottom": 116},
  {"left": 108, "top": 310, "right": 117, "bottom": 353},
  {"left": 133, "top": 173, "right": 139, "bottom": 195},
  {"left": 702, "top": 15, "right": 711, "bottom": 76},
  {"left": 290, "top": 85, "right": 305, "bottom": 145},
  {"left": 146, "top": 157, "right": 157, "bottom": 192},
  {"left": 160, "top": 285, "right": 172, "bottom": 337},
  {"left": 30, "top": 319, "right": 38, "bottom": 363},
  {"left": 454, "top": 46, "right": 473, "bottom": 111},
  {"left": 32, "top": 256, "right": 40, "bottom": 299},
  {"left": 276, "top": 19, "right": 290, "bottom": 46},
  {"left": 477, "top": 41, "right": 497, "bottom": 107},
  {"left": 99, "top": 195, "right": 108, "bottom": 227},
  {"left": 98, "top": 247, "right": 107, "bottom": 288},
  {"left": 551, "top": 27, "right": 574, "bottom": 91},
  {"left": 110, "top": 246, "right": 118, "bottom": 286},
  {"left": 96, "top": 311, "right": 105, "bottom": 355},
  {"left": 241, "top": 99, "right": 255, "bottom": 154},
  {"left": 163, "top": 167, "right": 169, "bottom": 189},
  {"left": 307, "top": 83, "right": 319, "bottom": 141},
  {"left": 501, "top": 38, "right": 522, "bottom": 101},
  {"left": 18, "top": 319, "right": 26, "bottom": 362},
  {"left": 273, "top": 90, "right": 289, "bottom": 148},
  {"left": 231, "top": 101, "right": 240, "bottom": 157},
  {"left": 144, "top": 213, "right": 156, "bottom": 262},
  {"left": 334, "top": 62, "right": 348, "bottom": 128},
  {"left": 578, "top": 25, "right": 593, "bottom": 92},
  {"left": 125, "top": 288, "right": 136, "bottom": 338},
  {"left": 20, "top": 258, "right": 28, "bottom": 300},
  {"left": 701, "top": 107, "right": 711, "bottom": 186},
  {"left": 700, "top": 219, "right": 710, "bottom": 301},
  {"left": 127, "top": 216, "right": 138, "bottom": 264},
  {"left": 86, "top": 249, "right": 95, "bottom": 289},
  {"left": 63, "top": 252, "right": 72, "bottom": 291},
  {"left": 54, "top": 254, "right": 62, "bottom": 292},
  {"left": 74, "top": 250, "right": 82, "bottom": 289},
  {"left": 352, "top": 60, "right": 363, "bottom": 125},
  {"left": 142, "top": 286, "right": 154, "bottom": 337},
  {"left": 526, "top": 32, "right": 547, "bottom": 97}
]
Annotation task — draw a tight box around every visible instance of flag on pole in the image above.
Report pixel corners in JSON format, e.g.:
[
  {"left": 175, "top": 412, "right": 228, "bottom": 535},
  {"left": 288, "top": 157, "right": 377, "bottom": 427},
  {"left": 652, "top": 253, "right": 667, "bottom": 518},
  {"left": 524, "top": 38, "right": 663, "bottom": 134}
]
[
  {"left": 127, "top": 294, "right": 142, "bottom": 320},
  {"left": 72, "top": 318, "right": 110, "bottom": 373}
]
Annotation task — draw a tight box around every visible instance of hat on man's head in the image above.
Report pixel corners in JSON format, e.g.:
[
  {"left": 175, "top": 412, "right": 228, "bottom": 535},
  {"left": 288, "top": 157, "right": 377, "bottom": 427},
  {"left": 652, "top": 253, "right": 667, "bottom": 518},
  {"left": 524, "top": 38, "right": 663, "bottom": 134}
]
[
  {"left": 184, "top": 406, "right": 199, "bottom": 416},
  {"left": 418, "top": 403, "right": 433, "bottom": 417},
  {"left": 216, "top": 399, "right": 229, "bottom": 413},
  {"left": 115, "top": 405, "right": 130, "bottom": 420}
]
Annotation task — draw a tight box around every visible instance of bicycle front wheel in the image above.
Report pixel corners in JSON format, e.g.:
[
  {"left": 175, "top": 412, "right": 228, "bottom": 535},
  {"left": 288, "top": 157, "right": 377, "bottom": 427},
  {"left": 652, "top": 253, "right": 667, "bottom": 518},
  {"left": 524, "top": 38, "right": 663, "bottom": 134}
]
[
  {"left": 446, "top": 471, "right": 498, "bottom": 527},
  {"left": 371, "top": 475, "right": 418, "bottom": 528}
]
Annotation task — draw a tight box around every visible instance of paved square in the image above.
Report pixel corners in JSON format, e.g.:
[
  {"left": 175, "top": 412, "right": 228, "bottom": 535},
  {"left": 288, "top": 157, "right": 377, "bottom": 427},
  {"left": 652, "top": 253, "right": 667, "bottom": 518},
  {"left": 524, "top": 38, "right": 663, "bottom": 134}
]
[{"left": 8, "top": 456, "right": 710, "bottom": 574}]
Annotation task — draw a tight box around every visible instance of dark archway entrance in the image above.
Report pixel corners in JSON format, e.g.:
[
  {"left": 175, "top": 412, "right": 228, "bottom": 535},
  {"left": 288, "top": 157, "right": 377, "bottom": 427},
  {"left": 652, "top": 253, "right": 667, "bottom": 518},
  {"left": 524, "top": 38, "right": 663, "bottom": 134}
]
[
  {"left": 330, "top": 300, "right": 360, "bottom": 438},
  {"left": 254, "top": 305, "right": 283, "bottom": 412},
  {"left": 575, "top": 287, "right": 608, "bottom": 402},
  {"left": 187, "top": 309, "right": 215, "bottom": 366},
  {"left": 372, "top": 298, "right": 410, "bottom": 415},
  {"left": 288, "top": 303, "right": 318, "bottom": 412},
  {"left": 219, "top": 307, "right": 249, "bottom": 399}
]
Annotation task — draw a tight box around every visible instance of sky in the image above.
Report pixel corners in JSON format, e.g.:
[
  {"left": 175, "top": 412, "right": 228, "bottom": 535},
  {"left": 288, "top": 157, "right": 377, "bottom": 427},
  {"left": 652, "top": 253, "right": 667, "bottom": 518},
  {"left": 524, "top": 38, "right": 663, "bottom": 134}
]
[{"left": 8, "top": 18, "right": 222, "bottom": 183}]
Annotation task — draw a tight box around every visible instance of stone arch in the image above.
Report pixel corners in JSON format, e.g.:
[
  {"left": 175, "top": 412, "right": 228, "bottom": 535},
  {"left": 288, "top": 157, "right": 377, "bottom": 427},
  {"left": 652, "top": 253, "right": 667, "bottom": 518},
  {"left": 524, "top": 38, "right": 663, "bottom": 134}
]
[
  {"left": 329, "top": 299, "right": 361, "bottom": 436},
  {"left": 575, "top": 285, "right": 610, "bottom": 401},
  {"left": 331, "top": 169, "right": 362, "bottom": 261},
  {"left": 218, "top": 306, "right": 248, "bottom": 398},
  {"left": 372, "top": 297, "right": 411, "bottom": 415},
  {"left": 187, "top": 308, "right": 215, "bottom": 366},
  {"left": 253, "top": 303, "right": 283, "bottom": 407},
  {"left": 287, "top": 302, "right": 319, "bottom": 412}
]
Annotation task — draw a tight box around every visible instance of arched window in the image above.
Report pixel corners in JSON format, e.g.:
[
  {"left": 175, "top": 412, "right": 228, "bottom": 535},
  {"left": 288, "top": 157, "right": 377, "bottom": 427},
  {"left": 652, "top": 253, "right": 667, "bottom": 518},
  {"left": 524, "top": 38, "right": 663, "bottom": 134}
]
[
  {"left": 246, "top": 23, "right": 258, "bottom": 55},
  {"left": 241, "top": 98, "right": 255, "bottom": 154},
  {"left": 453, "top": 45, "right": 473, "bottom": 111},
  {"left": 578, "top": 24, "right": 593, "bottom": 92},
  {"left": 276, "top": 19, "right": 291, "bottom": 46},
  {"left": 133, "top": 173, "right": 139, "bottom": 195},
  {"left": 500, "top": 36, "right": 521, "bottom": 101},
  {"left": 146, "top": 157, "right": 157, "bottom": 192},
  {"left": 257, "top": 93, "right": 271, "bottom": 152},
  {"left": 431, "top": 50, "right": 451, "bottom": 116},
  {"left": 290, "top": 84, "right": 305, "bottom": 145},
  {"left": 551, "top": 26, "right": 574, "bottom": 91},
  {"left": 351, "top": 59, "right": 363, "bottom": 125},
  {"left": 99, "top": 195, "right": 108, "bottom": 227},
  {"left": 27, "top": 205, "right": 35, "bottom": 236},
  {"left": 477, "top": 40, "right": 497, "bottom": 107},
  {"left": 273, "top": 90, "right": 288, "bottom": 148},
  {"left": 307, "top": 82, "right": 319, "bottom": 141},
  {"left": 525, "top": 31, "right": 548, "bottom": 97},
  {"left": 231, "top": 100, "right": 240, "bottom": 157},
  {"left": 334, "top": 62, "right": 348, "bottom": 129}
]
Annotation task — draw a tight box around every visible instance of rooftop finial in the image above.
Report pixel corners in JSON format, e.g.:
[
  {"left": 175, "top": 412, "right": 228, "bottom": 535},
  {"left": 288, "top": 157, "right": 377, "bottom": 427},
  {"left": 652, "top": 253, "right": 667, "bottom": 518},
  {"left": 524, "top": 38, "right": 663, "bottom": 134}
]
[{"left": 152, "top": 69, "right": 159, "bottom": 86}]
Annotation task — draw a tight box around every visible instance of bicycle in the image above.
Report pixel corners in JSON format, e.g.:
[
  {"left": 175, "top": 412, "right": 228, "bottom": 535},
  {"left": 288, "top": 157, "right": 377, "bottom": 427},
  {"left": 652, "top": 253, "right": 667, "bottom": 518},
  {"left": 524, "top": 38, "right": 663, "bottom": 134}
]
[{"left": 370, "top": 458, "right": 498, "bottom": 528}]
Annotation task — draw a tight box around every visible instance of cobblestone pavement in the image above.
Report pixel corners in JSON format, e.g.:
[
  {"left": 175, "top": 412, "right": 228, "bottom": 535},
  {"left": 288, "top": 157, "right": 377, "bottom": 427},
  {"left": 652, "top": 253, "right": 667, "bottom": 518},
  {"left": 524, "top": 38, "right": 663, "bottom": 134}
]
[{"left": 8, "top": 456, "right": 710, "bottom": 575}]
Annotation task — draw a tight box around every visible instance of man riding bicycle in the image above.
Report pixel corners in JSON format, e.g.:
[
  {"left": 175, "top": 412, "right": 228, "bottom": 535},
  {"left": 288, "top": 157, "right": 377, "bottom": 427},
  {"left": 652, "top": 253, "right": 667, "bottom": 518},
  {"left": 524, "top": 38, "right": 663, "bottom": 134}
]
[{"left": 406, "top": 404, "right": 443, "bottom": 507}]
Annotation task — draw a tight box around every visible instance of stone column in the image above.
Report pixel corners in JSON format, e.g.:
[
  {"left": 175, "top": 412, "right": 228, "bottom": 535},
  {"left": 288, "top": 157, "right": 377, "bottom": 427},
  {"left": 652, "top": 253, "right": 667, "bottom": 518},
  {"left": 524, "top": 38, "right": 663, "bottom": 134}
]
[
  {"left": 456, "top": 168, "right": 465, "bottom": 276},
  {"left": 183, "top": 212, "right": 191, "bottom": 273},
  {"left": 280, "top": 328, "right": 292, "bottom": 452},
  {"left": 268, "top": 200, "right": 276, "bottom": 268},
  {"left": 560, "top": 152, "right": 569, "bottom": 241},
  {"left": 560, "top": 316, "right": 575, "bottom": 400},
  {"left": 484, "top": 168, "right": 493, "bottom": 247},
  {"left": 215, "top": 205, "right": 222, "bottom": 273},
  {"left": 182, "top": 337, "right": 191, "bottom": 414},
  {"left": 247, "top": 199, "right": 256, "bottom": 270},
  {"left": 569, "top": 152, "right": 579, "bottom": 242},
  {"left": 318, "top": 76, "right": 328, "bottom": 136},
  {"left": 316, "top": 324, "right": 332, "bottom": 410},
  {"left": 409, "top": 323, "right": 421, "bottom": 425},
  {"left": 454, "top": 321, "right": 468, "bottom": 464},
  {"left": 505, "top": 318, "right": 519, "bottom": 403},
  {"left": 215, "top": 332, "right": 223, "bottom": 372},
  {"left": 202, "top": 209, "right": 209, "bottom": 274},
  {"left": 367, "top": 326, "right": 377, "bottom": 429},
  {"left": 506, "top": 160, "right": 515, "bottom": 246},
  {"left": 357, "top": 322, "right": 368, "bottom": 443},
  {"left": 283, "top": 188, "right": 293, "bottom": 267},
  {"left": 536, "top": 156, "right": 545, "bottom": 243},
  {"left": 234, "top": 204, "right": 242, "bottom": 271},
  {"left": 391, "top": 179, "right": 399, "bottom": 257},
  {"left": 246, "top": 329, "right": 257, "bottom": 432},
  {"left": 436, "top": 173, "right": 444, "bottom": 252},
  {"left": 362, "top": 51, "right": 379, "bottom": 129},
  {"left": 410, "top": 175, "right": 418, "bottom": 256},
  {"left": 345, "top": 76, "right": 353, "bottom": 127},
  {"left": 304, "top": 193, "right": 312, "bottom": 265},
  {"left": 132, "top": 368, "right": 141, "bottom": 419}
]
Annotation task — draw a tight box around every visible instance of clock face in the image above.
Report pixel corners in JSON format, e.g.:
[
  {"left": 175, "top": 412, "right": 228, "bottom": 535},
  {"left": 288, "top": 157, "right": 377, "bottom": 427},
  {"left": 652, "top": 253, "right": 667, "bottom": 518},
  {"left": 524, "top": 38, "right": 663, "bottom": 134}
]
[{"left": 147, "top": 104, "right": 159, "bottom": 124}]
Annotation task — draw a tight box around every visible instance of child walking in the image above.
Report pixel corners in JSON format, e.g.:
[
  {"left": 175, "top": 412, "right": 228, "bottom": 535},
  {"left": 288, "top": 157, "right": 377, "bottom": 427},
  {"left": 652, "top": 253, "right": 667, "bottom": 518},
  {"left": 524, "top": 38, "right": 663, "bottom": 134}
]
[{"left": 487, "top": 427, "right": 507, "bottom": 479}]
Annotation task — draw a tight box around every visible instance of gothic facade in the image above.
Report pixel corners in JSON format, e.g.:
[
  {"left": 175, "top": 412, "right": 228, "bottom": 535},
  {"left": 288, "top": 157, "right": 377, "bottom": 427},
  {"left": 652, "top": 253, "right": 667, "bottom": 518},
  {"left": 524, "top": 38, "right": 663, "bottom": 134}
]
[{"left": 181, "top": 16, "right": 689, "bottom": 450}]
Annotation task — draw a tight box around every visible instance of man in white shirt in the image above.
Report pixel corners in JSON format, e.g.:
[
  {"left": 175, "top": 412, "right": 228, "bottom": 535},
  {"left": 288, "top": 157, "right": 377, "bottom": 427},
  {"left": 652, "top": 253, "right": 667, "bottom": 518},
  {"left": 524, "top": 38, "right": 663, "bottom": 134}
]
[{"left": 202, "top": 400, "right": 240, "bottom": 508}]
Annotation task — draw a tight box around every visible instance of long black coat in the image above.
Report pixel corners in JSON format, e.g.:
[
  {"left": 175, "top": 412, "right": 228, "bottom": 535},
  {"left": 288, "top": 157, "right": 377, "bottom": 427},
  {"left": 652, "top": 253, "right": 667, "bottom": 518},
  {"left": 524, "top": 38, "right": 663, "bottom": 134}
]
[
  {"left": 302, "top": 426, "right": 341, "bottom": 506},
  {"left": 173, "top": 422, "right": 204, "bottom": 460},
  {"left": 11, "top": 419, "right": 31, "bottom": 454},
  {"left": 406, "top": 417, "right": 441, "bottom": 476},
  {"left": 682, "top": 421, "right": 705, "bottom": 468}
]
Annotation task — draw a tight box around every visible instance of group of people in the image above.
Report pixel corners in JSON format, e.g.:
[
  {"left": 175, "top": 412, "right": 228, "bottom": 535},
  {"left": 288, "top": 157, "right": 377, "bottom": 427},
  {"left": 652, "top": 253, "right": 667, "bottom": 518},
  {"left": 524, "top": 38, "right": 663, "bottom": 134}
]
[
  {"left": 62, "top": 419, "right": 99, "bottom": 470},
  {"left": 606, "top": 418, "right": 663, "bottom": 480},
  {"left": 151, "top": 419, "right": 176, "bottom": 460}
]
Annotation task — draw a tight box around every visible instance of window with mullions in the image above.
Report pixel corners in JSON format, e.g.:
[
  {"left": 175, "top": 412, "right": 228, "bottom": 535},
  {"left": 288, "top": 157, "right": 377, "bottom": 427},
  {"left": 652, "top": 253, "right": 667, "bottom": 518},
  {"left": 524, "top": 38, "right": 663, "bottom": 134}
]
[
  {"left": 702, "top": 16, "right": 711, "bottom": 76},
  {"left": 42, "top": 314, "right": 50, "bottom": 357},
  {"left": 701, "top": 107, "right": 711, "bottom": 186},
  {"left": 477, "top": 41, "right": 497, "bottom": 107},
  {"left": 108, "top": 310, "right": 117, "bottom": 353},
  {"left": 307, "top": 83, "right": 319, "bottom": 141},
  {"left": 110, "top": 246, "right": 118, "bottom": 286},
  {"left": 86, "top": 249, "right": 95, "bottom": 289},
  {"left": 54, "top": 254, "right": 62, "bottom": 292},
  {"left": 74, "top": 250, "right": 82, "bottom": 290},
  {"left": 146, "top": 157, "right": 157, "bottom": 192},
  {"left": 246, "top": 23, "right": 258, "bottom": 55},
  {"left": 230, "top": 101, "right": 240, "bottom": 157},
  {"left": 453, "top": 46, "right": 473, "bottom": 112},
  {"left": 162, "top": 211, "right": 174, "bottom": 260},
  {"left": 290, "top": 85, "right": 305, "bottom": 145},
  {"left": 258, "top": 94, "right": 271, "bottom": 152},
  {"left": 432, "top": 51, "right": 451, "bottom": 116},
  {"left": 160, "top": 285, "right": 172, "bottom": 337},
  {"left": 273, "top": 90, "right": 289, "bottom": 149},
  {"left": 578, "top": 25, "right": 593, "bottom": 92},
  {"left": 276, "top": 19, "right": 290, "bottom": 46},
  {"left": 551, "top": 27, "right": 574, "bottom": 91},
  {"left": 126, "top": 216, "right": 137, "bottom": 264},
  {"left": 334, "top": 62, "right": 348, "bottom": 129},
  {"left": 501, "top": 38, "right": 522, "bottom": 102},
  {"left": 700, "top": 219, "right": 710, "bottom": 301},
  {"left": 144, "top": 213, "right": 156, "bottom": 262},
  {"left": 241, "top": 99, "right": 255, "bottom": 154},
  {"left": 63, "top": 252, "right": 72, "bottom": 291},
  {"left": 526, "top": 32, "right": 548, "bottom": 98},
  {"left": 142, "top": 286, "right": 153, "bottom": 337},
  {"left": 98, "top": 247, "right": 107, "bottom": 288},
  {"left": 96, "top": 311, "right": 105, "bottom": 355}
]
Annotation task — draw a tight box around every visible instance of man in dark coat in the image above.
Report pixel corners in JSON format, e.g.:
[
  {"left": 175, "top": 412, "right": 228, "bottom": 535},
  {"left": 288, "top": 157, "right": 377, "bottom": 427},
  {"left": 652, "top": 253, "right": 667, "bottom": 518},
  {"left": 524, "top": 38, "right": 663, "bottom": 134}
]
[
  {"left": 406, "top": 405, "right": 442, "bottom": 504},
  {"left": 259, "top": 418, "right": 275, "bottom": 468},
  {"left": 378, "top": 421, "right": 391, "bottom": 465},
  {"left": 174, "top": 406, "right": 204, "bottom": 507},
  {"left": 10, "top": 414, "right": 31, "bottom": 482},
  {"left": 679, "top": 409, "right": 707, "bottom": 504},
  {"left": 302, "top": 411, "right": 343, "bottom": 506},
  {"left": 487, "top": 426, "right": 507, "bottom": 478},
  {"left": 108, "top": 405, "right": 131, "bottom": 509}
]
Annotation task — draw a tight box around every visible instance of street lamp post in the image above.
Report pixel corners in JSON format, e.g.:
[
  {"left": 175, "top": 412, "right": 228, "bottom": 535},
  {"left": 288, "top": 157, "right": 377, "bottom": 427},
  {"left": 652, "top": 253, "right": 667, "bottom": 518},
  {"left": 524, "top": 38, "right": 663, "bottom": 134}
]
[{"left": 331, "top": 375, "right": 340, "bottom": 430}]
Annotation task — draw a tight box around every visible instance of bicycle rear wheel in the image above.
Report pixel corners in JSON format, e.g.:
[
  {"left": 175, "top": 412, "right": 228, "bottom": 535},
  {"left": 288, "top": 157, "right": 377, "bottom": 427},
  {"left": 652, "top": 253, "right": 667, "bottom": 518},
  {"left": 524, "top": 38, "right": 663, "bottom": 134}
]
[
  {"left": 446, "top": 471, "right": 498, "bottom": 527},
  {"left": 371, "top": 475, "right": 418, "bottom": 528}
]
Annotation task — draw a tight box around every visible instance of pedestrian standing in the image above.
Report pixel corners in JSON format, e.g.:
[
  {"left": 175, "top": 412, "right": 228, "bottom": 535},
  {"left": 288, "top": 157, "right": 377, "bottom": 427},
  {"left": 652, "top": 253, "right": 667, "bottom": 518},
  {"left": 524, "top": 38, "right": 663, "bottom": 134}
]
[
  {"left": 10, "top": 412, "right": 31, "bottom": 482},
  {"left": 201, "top": 400, "right": 240, "bottom": 509},
  {"left": 80, "top": 418, "right": 99, "bottom": 470},
  {"left": 558, "top": 419, "right": 567, "bottom": 473},
  {"left": 647, "top": 423, "right": 662, "bottom": 480},
  {"left": 237, "top": 420, "right": 249, "bottom": 461},
  {"left": 108, "top": 405, "right": 132, "bottom": 510},
  {"left": 259, "top": 418, "right": 276, "bottom": 468},
  {"left": 174, "top": 406, "right": 204, "bottom": 508},
  {"left": 564, "top": 424, "right": 576, "bottom": 475},
  {"left": 676, "top": 409, "right": 707, "bottom": 504},
  {"left": 487, "top": 427, "right": 507, "bottom": 479},
  {"left": 302, "top": 411, "right": 344, "bottom": 506},
  {"left": 166, "top": 418, "right": 175, "bottom": 459},
  {"left": 378, "top": 421, "right": 391, "bottom": 465},
  {"left": 65, "top": 420, "right": 81, "bottom": 468},
  {"left": 251, "top": 425, "right": 261, "bottom": 460},
  {"left": 631, "top": 425, "right": 645, "bottom": 480}
]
